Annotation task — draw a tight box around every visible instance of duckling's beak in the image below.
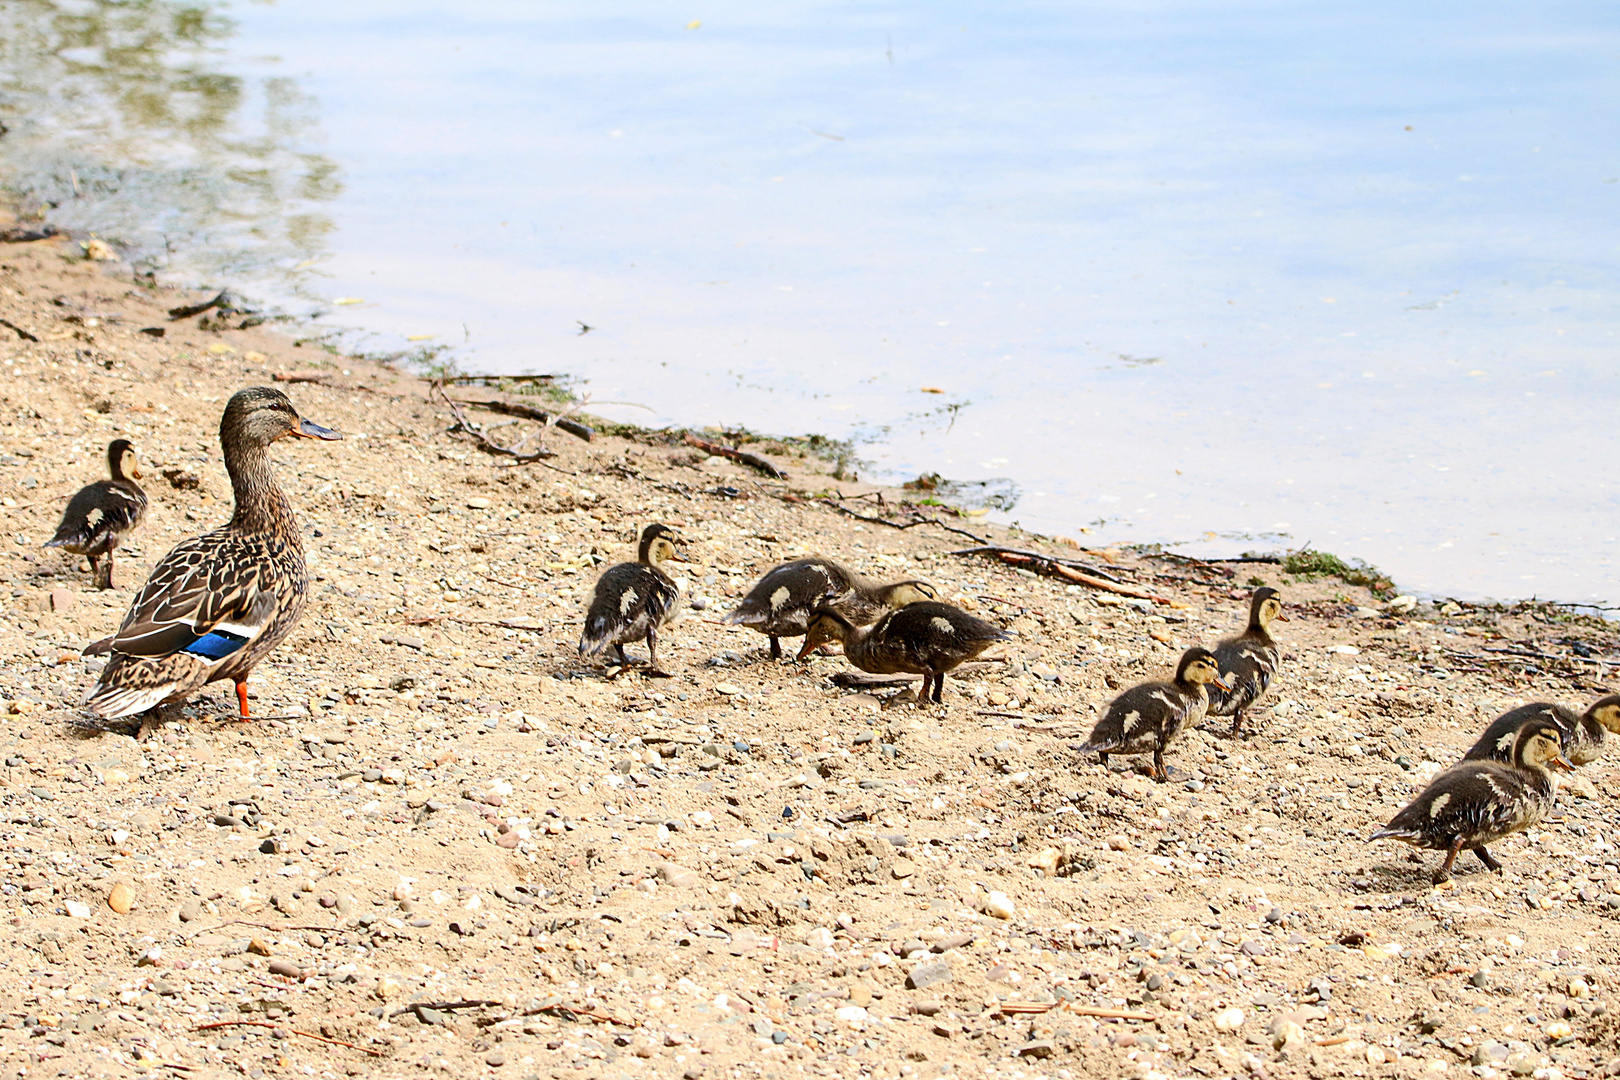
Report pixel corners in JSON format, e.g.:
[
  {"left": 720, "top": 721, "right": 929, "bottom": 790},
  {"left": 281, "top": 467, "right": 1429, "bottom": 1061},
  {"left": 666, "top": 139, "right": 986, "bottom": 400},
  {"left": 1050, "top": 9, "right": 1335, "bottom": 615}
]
[
  {"left": 1274, "top": 612, "right": 1290, "bottom": 622},
  {"left": 130, "top": 465, "right": 142, "bottom": 480},
  {"left": 292, "top": 417, "right": 343, "bottom": 440},
  {"left": 1211, "top": 675, "right": 1232, "bottom": 692},
  {"left": 1552, "top": 755, "right": 1576, "bottom": 773}
]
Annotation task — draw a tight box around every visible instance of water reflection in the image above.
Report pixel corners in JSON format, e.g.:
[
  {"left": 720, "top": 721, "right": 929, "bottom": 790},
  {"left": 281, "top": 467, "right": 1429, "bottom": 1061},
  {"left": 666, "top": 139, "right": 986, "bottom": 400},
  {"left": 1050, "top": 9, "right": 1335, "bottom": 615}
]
[{"left": 0, "top": 0, "right": 337, "bottom": 297}]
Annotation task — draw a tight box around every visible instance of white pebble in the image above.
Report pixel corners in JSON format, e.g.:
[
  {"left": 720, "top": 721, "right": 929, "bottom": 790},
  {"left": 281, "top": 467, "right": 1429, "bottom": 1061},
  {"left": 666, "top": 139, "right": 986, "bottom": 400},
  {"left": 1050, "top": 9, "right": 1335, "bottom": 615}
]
[
  {"left": 1213, "top": 1007, "right": 1245, "bottom": 1032},
  {"left": 982, "top": 891, "right": 1016, "bottom": 920}
]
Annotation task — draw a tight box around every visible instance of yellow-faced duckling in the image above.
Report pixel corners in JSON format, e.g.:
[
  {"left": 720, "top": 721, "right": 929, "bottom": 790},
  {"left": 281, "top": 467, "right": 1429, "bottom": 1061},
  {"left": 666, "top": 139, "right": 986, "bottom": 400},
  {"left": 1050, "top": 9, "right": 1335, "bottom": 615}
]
[
  {"left": 1463, "top": 694, "right": 1620, "bottom": 767},
  {"left": 578, "top": 523, "right": 682, "bottom": 675},
  {"left": 45, "top": 438, "right": 148, "bottom": 589},
  {"left": 1372, "top": 717, "right": 1571, "bottom": 884},
  {"left": 1080, "top": 646, "right": 1229, "bottom": 781},
  {"left": 725, "top": 557, "right": 937, "bottom": 660},
  {"left": 83, "top": 389, "right": 341, "bottom": 719},
  {"left": 1205, "top": 586, "right": 1286, "bottom": 736},
  {"left": 799, "top": 600, "right": 1010, "bottom": 703}
]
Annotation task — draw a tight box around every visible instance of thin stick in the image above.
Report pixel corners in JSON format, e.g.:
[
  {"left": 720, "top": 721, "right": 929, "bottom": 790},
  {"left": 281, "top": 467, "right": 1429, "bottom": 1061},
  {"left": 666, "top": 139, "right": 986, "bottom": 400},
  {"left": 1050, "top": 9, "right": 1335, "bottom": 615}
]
[
  {"left": 956, "top": 547, "right": 1173, "bottom": 605},
  {"left": 818, "top": 498, "right": 987, "bottom": 544},
  {"left": 388, "top": 999, "right": 503, "bottom": 1019},
  {"left": 403, "top": 615, "right": 543, "bottom": 631},
  {"left": 952, "top": 545, "right": 1123, "bottom": 581},
  {"left": 193, "top": 1019, "right": 384, "bottom": 1056},
  {"left": 454, "top": 396, "right": 594, "bottom": 442},
  {"left": 1062, "top": 1005, "right": 1158, "bottom": 1021}
]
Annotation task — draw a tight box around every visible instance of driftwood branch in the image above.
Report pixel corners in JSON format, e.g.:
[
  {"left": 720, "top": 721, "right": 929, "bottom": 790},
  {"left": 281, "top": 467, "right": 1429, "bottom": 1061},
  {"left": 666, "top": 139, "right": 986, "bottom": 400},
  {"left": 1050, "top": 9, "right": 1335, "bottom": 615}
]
[
  {"left": 684, "top": 434, "right": 786, "bottom": 479},
  {"left": 456, "top": 396, "right": 594, "bottom": 442},
  {"left": 168, "top": 291, "right": 230, "bottom": 320},
  {"left": 951, "top": 545, "right": 1123, "bottom": 583},
  {"left": 954, "top": 546, "right": 1174, "bottom": 606},
  {"left": 432, "top": 382, "right": 556, "bottom": 463}
]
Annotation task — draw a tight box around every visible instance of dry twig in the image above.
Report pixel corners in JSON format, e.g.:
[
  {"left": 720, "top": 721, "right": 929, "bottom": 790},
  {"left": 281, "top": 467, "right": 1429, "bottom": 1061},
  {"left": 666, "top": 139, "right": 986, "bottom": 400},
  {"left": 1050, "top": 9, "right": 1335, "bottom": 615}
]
[
  {"left": 193, "top": 1019, "right": 383, "bottom": 1056},
  {"left": 684, "top": 434, "right": 786, "bottom": 479}
]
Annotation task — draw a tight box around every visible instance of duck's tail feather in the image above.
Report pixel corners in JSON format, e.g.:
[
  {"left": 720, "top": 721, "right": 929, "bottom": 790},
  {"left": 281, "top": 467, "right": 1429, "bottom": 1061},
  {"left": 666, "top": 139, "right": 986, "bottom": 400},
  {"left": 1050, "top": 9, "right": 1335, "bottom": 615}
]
[{"left": 83, "top": 683, "right": 173, "bottom": 720}]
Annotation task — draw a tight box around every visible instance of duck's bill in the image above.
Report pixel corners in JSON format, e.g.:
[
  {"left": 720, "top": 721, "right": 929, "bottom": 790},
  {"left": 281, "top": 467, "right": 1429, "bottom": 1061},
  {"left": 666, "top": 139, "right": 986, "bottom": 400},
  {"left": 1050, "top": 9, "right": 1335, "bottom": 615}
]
[
  {"left": 1274, "top": 612, "right": 1290, "bottom": 621},
  {"left": 293, "top": 418, "right": 343, "bottom": 440},
  {"left": 1552, "top": 755, "right": 1577, "bottom": 773},
  {"left": 1211, "top": 676, "right": 1233, "bottom": 692},
  {"left": 795, "top": 640, "right": 820, "bottom": 662}
]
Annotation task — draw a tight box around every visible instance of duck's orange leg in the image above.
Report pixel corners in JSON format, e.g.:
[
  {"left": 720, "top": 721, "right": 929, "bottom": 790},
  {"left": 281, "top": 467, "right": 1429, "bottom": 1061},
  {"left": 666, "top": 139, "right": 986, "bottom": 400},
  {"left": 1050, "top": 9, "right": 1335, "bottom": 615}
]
[{"left": 236, "top": 680, "right": 251, "bottom": 720}]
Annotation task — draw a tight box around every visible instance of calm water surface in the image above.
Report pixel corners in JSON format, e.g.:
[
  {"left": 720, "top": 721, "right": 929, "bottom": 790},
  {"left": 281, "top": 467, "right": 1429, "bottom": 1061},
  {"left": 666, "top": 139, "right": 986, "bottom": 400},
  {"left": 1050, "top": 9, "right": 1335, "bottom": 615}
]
[{"left": 3, "top": 1, "right": 1617, "bottom": 604}]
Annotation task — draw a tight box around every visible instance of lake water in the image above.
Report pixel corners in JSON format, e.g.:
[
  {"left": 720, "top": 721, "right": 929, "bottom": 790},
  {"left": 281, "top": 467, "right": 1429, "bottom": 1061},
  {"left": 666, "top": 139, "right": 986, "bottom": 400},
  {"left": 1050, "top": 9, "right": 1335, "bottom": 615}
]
[{"left": 3, "top": 1, "right": 1617, "bottom": 605}]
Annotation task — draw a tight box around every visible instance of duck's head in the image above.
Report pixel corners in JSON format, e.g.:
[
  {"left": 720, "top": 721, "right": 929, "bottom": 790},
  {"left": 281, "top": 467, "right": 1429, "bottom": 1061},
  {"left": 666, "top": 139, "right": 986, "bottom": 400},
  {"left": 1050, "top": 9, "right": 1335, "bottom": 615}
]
[
  {"left": 1177, "top": 646, "right": 1230, "bottom": 692},
  {"left": 878, "top": 580, "right": 938, "bottom": 607},
  {"left": 1587, "top": 694, "right": 1620, "bottom": 735},
  {"left": 637, "top": 523, "right": 679, "bottom": 565},
  {"left": 798, "top": 607, "right": 854, "bottom": 661},
  {"left": 1514, "top": 718, "right": 1575, "bottom": 772},
  {"left": 222, "top": 387, "right": 341, "bottom": 449},
  {"left": 106, "top": 438, "right": 141, "bottom": 482},
  {"left": 1250, "top": 586, "right": 1287, "bottom": 627}
]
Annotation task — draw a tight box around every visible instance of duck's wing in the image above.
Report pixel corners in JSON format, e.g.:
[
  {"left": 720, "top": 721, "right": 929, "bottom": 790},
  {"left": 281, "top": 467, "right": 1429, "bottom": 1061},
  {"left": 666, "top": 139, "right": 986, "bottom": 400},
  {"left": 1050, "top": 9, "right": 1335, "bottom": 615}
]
[
  {"left": 98, "top": 535, "right": 278, "bottom": 663},
  {"left": 1206, "top": 635, "right": 1277, "bottom": 716},
  {"left": 1082, "top": 682, "right": 1175, "bottom": 754},
  {"left": 1373, "top": 764, "right": 1542, "bottom": 845},
  {"left": 46, "top": 481, "right": 146, "bottom": 550}
]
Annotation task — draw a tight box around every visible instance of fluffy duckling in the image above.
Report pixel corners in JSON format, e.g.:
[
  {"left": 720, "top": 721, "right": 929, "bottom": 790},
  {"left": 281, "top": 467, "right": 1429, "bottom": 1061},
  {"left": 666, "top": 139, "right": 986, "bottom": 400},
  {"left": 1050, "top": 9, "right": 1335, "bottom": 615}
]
[
  {"left": 725, "top": 558, "right": 937, "bottom": 659},
  {"left": 1463, "top": 694, "right": 1620, "bottom": 766},
  {"left": 578, "top": 524, "right": 682, "bottom": 675},
  {"left": 1080, "top": 647, "right": 1229, "bottom": 781},
  {"left": 1373, "top": 717, "right": 1571, "bottom": 884},
  {"left": 799, "top": 601, "right": 1010, "bottom": 703},
  {"left": 1205, "top": 586, "right": 1286, "bottom": 736},
  {"left": 45, "top": 438, "right": 148, "bottom": 589}
]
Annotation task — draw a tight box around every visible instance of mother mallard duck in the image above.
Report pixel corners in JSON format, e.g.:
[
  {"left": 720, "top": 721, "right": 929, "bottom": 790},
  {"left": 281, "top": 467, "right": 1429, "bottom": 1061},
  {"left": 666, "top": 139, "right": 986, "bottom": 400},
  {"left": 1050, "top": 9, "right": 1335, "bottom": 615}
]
[{"left": 82, "top": 387, "right": 341, "bottom": 719}]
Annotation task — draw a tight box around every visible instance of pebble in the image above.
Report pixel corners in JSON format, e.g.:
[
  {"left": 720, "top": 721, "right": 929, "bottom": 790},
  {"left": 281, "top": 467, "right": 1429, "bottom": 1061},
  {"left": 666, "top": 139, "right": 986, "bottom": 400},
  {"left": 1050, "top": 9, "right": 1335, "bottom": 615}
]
[
  {"left": 833, "top": 1005, "right": 867, "bottom": 1025},
  {"left": 107, "top": 882, "right": 134, "bottom": 914},
  {"left": 980, "top": 890, "right": 1015, "bottom": 919},
  {"left": 803, "top": 927, "right": 834, "bottom": 949},
  {"left": 1213, "top": 1007, "right": 1245, "bottom": 1031},
  {"left": 932, "top": 932, "right": 974, "bottom": 953},
  {"left": 268, "top": 959, "right": 302, "bottom": 979},
  {"left": 485, "top": 1051, "right": 506, "bottom": 1067},
  {"left": 890, "top": 859, "right": 915, "bottom": 879},
  {"left": 658, "top": 863, "right": 699, "bottom": 888},
  {"left": 63, "top": 900, "right": 91, "bottom": 919},
  {"left": 906, "top": 961, "right": 952, "bottom": 990}
]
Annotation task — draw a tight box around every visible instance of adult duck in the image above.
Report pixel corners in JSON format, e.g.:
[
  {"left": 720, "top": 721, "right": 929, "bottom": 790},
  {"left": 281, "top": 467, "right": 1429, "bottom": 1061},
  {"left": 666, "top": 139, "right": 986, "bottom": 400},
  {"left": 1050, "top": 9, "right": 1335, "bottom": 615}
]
[{"left": 82, "top": 388, "right": 340, "bottom": 719}]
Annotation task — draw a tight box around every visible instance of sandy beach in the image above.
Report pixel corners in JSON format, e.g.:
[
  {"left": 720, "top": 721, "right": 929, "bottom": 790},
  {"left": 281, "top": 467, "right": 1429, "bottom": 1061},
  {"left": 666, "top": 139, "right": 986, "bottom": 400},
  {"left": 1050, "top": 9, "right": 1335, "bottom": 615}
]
[{"left": 1, "top": 233, "right": 1619, "bottom": 1080}]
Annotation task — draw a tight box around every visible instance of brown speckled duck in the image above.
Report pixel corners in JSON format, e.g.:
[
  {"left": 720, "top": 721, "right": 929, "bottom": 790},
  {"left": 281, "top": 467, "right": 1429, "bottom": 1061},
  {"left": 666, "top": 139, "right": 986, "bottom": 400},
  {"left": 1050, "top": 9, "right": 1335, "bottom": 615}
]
[
  {"left": 1463, "top": 694, "right": 1620, "bottom": 767},
  {"left": 1373, "top": 717, "right": 1570, "bottom": 884},
  {"left": 1080, "top": 647, "right": 1228, "bottom": 781},
  {"left": 799, "top": 600, "right": 1010, "bottom": 703},
  {"left": 1205, "top": 586, "right": 1286, "bottom": 736},
  {"left": 578, "top": 524, "right": 682, "bottom": 675},
  {"left": 44, "top": 438, "right": 148, "bottom": 589},
  {"left": 725, "top": 557, "right": 937, "bottom": 660},
  {"left": 82, "top": 388, "right": 341, "bottom": 719}
]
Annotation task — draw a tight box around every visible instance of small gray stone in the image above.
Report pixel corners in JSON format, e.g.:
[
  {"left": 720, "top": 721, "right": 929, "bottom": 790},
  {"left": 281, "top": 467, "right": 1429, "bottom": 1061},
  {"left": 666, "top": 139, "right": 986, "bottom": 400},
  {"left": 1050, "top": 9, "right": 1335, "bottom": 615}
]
[
  {"left": 484, "top": 1051, "right": 506, "bottom": 1067},
  {"left": 932, "top": 932, "right": 974, "bottom": 953},
  {"left": 177, "top": 900, "right": 202, "bottom": 923},
  {"left": 906, "top": 961, "right": 952, "bottom": 990},
  {"left": 267, "top": 959, "right": 302, "bottom": 979}
]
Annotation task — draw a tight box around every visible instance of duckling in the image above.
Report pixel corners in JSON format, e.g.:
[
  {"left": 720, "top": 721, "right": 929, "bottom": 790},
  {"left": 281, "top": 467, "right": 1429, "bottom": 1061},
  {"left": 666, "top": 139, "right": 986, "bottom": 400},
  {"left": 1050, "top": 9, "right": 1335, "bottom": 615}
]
[
  {"left": 1080, "top": 647, "right": 1229, "bottom": 781},
  {"left": 1372, "top": 717, "right": 1571, "bottom": 884},
  {"left": 725, "top": 558, "right": 937, "bottom": 660},
  {"left": 1204, "top": 586, "right": 1287, "bottom": 736},
  {"left": 44, "top": 438, "right": 148, "bottom": 589},
  {"left": 799, "top": 601, "right": 1010, "bottom": 702},
  {"left": 578, "top": 524, "right": 682, "bottom": 675},
  {"left": 1463, "top": 694, "right": 1620, "bottom": 766}
]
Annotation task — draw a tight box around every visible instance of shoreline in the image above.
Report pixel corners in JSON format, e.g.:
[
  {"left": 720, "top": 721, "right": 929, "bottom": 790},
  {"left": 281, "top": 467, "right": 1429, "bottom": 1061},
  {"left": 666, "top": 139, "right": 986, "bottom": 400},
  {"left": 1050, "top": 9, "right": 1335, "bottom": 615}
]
[{"left": 1, "top": 230, "right": 1619, "bottom": 1078}]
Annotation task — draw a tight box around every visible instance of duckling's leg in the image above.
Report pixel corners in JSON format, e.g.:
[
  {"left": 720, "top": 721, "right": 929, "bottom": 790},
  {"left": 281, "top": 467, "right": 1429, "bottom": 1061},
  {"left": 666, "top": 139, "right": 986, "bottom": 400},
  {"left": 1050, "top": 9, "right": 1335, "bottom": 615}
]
[
  {"left": 645, "top": 628, "right": 671, "bottom": 677},
  {"left": 1151, "top": 745, "right": 1169, "bottom": 783},
  {"left": 612, "top": 643, "right": 629, "bottom": 667},
  {"left": 1433, "top": 837, "right": 1466, "bottom": 884},
  {"left": 1229, "top": 707, "right": 1247, "bottom": 738},
  {"left": 931, "top": 672, "right": 945, "bottom": 704},
  {"left": 1473, "top": 846, "right": 1503, "bottom": 872},
  {"left": 1097, "top": 751, "right": 1110, "bottom": 769},
  {"left": 769, "top": 635, "right": 782, "bottom": 661}
]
